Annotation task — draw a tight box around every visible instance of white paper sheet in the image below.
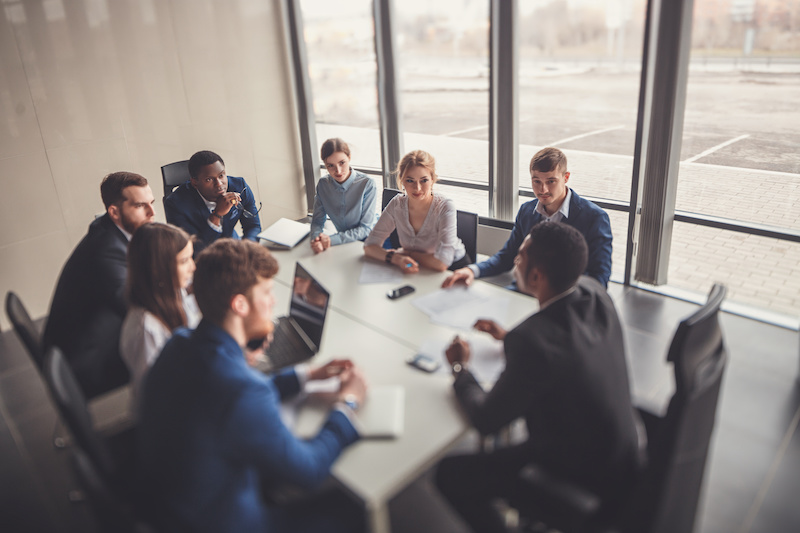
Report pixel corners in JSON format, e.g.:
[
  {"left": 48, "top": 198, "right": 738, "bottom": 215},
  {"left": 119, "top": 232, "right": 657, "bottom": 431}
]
[
  {"left": 417, "top": 335, "right": 506, "bottom": 385},
  {"left": 412, "top": 286, "right": 510, "bottom": 330},
  {"left": 359, "top": 261, "right": 404, "bottom": 284}
]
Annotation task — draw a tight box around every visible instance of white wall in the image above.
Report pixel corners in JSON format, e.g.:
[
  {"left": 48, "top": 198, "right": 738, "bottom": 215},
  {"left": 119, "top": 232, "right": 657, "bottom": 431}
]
[{"left": 0, "top": 0, "right": 307, "bottom": 330}]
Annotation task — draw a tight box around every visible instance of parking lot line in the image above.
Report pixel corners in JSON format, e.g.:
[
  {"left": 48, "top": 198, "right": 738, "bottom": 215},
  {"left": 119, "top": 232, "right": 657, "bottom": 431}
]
[
  {"left": 551, "top": 125, "right": 624, "bottom": 146},
  {"left": 684, "top": 134, "right": 750, "bottom": 163}
]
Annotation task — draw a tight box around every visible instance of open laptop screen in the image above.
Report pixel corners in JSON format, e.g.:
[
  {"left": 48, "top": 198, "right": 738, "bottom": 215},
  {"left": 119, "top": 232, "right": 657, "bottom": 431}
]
[{"left": 289, "top": 263, "right": 330, "bottom": 349}]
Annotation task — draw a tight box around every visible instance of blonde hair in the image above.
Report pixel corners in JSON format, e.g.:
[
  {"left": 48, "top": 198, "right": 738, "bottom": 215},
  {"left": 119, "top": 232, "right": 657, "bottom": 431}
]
[{"left": 395, "top": 150, "right": 438, "bottom": 189}]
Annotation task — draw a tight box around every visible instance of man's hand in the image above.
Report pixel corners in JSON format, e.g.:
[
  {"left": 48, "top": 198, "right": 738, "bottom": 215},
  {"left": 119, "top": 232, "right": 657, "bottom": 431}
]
[
  {"left": 310, "top": 234, "right": 331, "bottom": 254},
  {"left": 445, "top": 336, "right": 471, "bottom": 366},
  {"left": 474, "top": 319, "right": 507, "bottom": 341},
  {"left": 338, "top": 366, "right": 368, "bottom": 407},
  {"left": 214, "top": 191, "right": 241, "bottom": 217},
  {"left": 309, "top": 358, "right": 353, "bottom": 381},
  {"left": 442, "top": 267, "right": 475, "bottom": 288}
]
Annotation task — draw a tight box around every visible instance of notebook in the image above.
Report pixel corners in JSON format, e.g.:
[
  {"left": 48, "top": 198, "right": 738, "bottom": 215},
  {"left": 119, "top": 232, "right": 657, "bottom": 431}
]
[
  {"left": 295, "top": 385, "right": 405, "bottom": 439},
  {"left": 260, "top": 263, "right": 330, "bottom": 373},
  {"left": 258, "top": 218, "right": 310, "bottom": 249}
]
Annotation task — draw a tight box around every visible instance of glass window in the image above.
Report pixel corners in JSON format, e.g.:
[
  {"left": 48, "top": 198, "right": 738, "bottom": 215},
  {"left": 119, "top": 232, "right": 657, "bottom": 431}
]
[
  {"left": 675, "top": 0, "right": 800, "bottom": 315},
  {"left": 517, "top": 0, "right": 648, "bottom": 201},
  {"left": 668, "top": 223, "right": 800, "bottom": 318},
  {"left": 300, "top": 0, "right": 382, "bottom": 170},
  {"left": 395, "top": 0, "right": 490, "bottom": 205}
]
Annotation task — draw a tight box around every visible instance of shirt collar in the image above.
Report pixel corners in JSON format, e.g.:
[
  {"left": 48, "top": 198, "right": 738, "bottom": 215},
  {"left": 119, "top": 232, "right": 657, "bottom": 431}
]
[
  {"left": 194, "top": 185, "right": 217, "bottom": 210},
  {"left": 535, "top": 187, "right": 572, "bottom": 221},
  {"left": 538, "top": 285, "right": 577, "bottom": 311},
  {"left": 331, "top": 170, "right": 355, "bottom": 191},
  {"left": 114, "top": 222, "right": 132, "bottom": 241}
]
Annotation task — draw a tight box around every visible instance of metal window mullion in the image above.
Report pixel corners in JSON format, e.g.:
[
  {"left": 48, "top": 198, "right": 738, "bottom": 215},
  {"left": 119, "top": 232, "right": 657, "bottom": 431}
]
[
  {"left": 282, "top": 0, "right": 319, "bottom": 212},
  {"left": 374, "top": 0, "right": 403, "bottom": 188},
  {"left": 489, "top": 0, "right": 518, "bottom": 221},
  {"left": 634, "top": 0, "right": 695, "bottom": 285}
]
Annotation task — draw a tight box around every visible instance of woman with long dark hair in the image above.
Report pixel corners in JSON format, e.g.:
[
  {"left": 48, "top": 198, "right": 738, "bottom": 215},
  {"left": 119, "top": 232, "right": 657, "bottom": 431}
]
[{"left": 120, "top": 222, "right": 199, "bottom": 401}]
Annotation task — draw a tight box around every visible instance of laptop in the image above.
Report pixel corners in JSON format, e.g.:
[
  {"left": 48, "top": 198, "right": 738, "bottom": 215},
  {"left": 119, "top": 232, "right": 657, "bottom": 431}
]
[
  {"left": 259, "top": 263, "right": 330, "bottom": 373},
  {"left": 257, "top": 218, "right": 311, "bottom": 250}
]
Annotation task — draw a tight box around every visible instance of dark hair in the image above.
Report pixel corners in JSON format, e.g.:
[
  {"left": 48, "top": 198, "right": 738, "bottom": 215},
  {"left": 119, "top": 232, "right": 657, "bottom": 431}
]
[
  {"left": 320, "top": 138, "right": 351, "bottom": 161},
  {"left": 188, "top": 150, "right": 225, "bottom": 179},
  {"left": 193, "top": 239, "right": 279, "bottom": 324},
  {"left": 530, "top": 147, "right": 568, "bottom": 175},
  {"left": 100, "top": 172, "right": 148, "bottom": 209},
  {"left": 126, "top": 223, "right": 191, "bottom": 331},
  {"left": 524, "top": 222, "right": 588, "bottom": 294},
  {"left": 395, "top": 150, "right": 437, "bottom": 189}
]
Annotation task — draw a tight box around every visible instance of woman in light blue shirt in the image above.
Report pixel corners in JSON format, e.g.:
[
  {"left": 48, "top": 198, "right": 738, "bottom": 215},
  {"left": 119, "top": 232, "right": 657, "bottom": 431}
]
[{"left": 310, "top": 138, "right": 377, "bottom": 253}]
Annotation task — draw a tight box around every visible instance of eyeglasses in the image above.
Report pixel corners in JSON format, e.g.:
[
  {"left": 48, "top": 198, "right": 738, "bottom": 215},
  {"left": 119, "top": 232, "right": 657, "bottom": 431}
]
[
  {"left": 237, "top": 188, "right": 262, "bottom": 219},
  {"left": 242, "top": 202, "right": 262, "bottom": 219}
]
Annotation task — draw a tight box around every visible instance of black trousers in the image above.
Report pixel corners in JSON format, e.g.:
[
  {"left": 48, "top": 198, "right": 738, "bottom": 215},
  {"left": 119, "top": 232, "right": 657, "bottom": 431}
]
[{"left": 435, "top": 444, "right": 532, "bottom": 533}]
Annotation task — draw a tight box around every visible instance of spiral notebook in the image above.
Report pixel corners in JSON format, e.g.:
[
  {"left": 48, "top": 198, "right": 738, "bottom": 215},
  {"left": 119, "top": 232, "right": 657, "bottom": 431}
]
[{"left": 257, "top": 218, "right": 310, "bottom": 249}]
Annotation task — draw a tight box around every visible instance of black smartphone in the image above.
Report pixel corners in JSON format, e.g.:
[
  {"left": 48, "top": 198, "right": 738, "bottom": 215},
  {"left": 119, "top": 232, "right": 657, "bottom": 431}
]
[
  {"left": 407, "top": 353, "right": 441, "bottom": 373},
  {"left": 387, "top": 285, "right": 415, "bottom": 300}
]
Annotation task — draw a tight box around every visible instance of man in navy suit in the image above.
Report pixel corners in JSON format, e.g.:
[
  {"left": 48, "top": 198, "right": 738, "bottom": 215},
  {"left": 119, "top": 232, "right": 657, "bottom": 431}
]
[
  {"left": 165, "top": 150, "right": 262, "bottom": 251},
  {"left": 44, "top": 172, "right": 155, "bottom": 398},
  {"left": 436, "top": 223, "right": 642, "bottom": 533},
  {"left": 443, "top": 146, "right": 612, "bottom": 289},
  {"left": 137, "top": 239, "right": 367, "bottom": 533}
]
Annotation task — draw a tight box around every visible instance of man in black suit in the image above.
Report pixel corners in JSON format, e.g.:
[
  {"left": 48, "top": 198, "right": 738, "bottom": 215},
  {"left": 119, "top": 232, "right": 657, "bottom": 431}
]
[
  {"left": 44, "top": 172, "right": 155, "bottom": 398},
  {"left": 436, "top": 222, "right": 642, "bottom": 533}
]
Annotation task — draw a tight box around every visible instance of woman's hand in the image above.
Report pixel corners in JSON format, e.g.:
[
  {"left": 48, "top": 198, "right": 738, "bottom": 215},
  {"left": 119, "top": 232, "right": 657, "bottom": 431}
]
[{"left": 391, "top": 252, "right": 419, "bottom": 273}]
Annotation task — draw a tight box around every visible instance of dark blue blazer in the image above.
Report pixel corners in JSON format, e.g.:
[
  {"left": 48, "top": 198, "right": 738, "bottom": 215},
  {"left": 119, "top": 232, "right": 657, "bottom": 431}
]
[
  {"left": 137, "top": 320, "right": 359, "bottom": 533},
  {"left": 476, "top": 189, "right": 613, "bottom": 287},
  {"left": 43, "top": 214, "right": 130, "bottom": 398},
  {"left": 164, "top": 176, "right": 262, "bottom": 249}
]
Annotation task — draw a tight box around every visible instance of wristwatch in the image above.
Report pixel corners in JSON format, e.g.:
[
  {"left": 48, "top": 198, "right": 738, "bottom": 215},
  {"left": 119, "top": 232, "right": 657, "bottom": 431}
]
[
  {"left": 385, "top": 250, "right": 395, "bottom": 264},
  {"left": 452, "top": 362, "right": 465, "bottom": 376},
  {"left": 342, "top": 394, "right": 360, "bottom": 412}
]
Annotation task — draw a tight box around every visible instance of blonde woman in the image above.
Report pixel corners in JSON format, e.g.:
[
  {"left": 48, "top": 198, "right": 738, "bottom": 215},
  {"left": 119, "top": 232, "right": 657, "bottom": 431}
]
[{"left": 364, "top": 150, "right": 467, "bottom": 272}]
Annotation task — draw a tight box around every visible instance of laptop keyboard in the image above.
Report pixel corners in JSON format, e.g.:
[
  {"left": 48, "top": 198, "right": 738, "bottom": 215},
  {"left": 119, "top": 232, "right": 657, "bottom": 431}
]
[{"left": 266, "top": 319, "right": 311, "bottom": 370}]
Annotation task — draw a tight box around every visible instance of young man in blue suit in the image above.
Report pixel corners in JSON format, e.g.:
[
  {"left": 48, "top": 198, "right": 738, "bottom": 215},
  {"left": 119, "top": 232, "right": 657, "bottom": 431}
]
[
  {"left": 44, "top": 172, "right": 155, "bottom": 398},
  {"left": 137, "top": 238, "right": 367, "bottom": 533},
  {"left": 442, "top": 146, "right": 612, "bottom": 289},
  {"left": 436, "top": 223, "right": 642, "bottom": 533},
  {"left": 165, "top": 150, "right": 262, "bottom": 251}
]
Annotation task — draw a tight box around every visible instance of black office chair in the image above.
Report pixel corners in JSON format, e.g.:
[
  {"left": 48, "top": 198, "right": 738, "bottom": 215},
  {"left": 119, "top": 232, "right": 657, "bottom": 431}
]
[
  {"left": 456, "top": 209, "right": 478, "bottom": 264},
  {"left": 5, "top": 291, "right": 44, "bottom": 369},
  {"left": 70, "top": 446, "right": 154, "bottom": 533},
  {"left": 512, "top": 284, "right": 728, "bottom": 533},
  {"left": 381, "top": 187, "right": 402, "bottom": 249},
  {"left": 161, "top": 160, "right": 190, "bottom": 206},
  {"left": 43, "top": 346, "right": 136, "bottom": 484}
]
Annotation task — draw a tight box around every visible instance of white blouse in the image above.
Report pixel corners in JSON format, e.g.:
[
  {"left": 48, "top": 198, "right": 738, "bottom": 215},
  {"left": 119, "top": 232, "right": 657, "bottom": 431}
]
[
  {"left": 120, "top": 292, "right": 201, "bottom": 405},
  {"left": 365, "top": 193, "right": 466, "bottom": 266}
]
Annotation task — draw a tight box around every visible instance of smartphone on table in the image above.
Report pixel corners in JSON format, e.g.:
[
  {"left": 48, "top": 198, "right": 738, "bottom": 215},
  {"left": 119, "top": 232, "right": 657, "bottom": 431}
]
[{"left": 387, "top": 285, "right": 415, "bottom": 300}]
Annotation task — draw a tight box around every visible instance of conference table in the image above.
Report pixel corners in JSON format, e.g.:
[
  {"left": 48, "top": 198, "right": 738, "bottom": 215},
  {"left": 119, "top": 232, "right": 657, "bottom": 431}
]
[{"left": 264, "top": 240, "right": 674, "bottom": 533}]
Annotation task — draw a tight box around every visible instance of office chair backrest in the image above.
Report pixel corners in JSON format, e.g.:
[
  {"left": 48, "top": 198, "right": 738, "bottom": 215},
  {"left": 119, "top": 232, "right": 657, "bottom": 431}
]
[
  {"left": 161, "top": 160, "right": 190, "bottom": 200},
  {"left": 456, "top": 210, "right": 478, "bottom": 264},
  {"left": 381, "top": 187, "right": 402, "bottom": 249},
  {"left": 43, "top": 346, "right": 117, "bottom": 479},
  {"left": 5, "top": 291, "right": 44, "bottom": 369},
  {"left": 631, "top": 284, "right": 728, "bottom": 533},
  {"left": 71, "top": 446, "right": 152, "bottom": 533}
]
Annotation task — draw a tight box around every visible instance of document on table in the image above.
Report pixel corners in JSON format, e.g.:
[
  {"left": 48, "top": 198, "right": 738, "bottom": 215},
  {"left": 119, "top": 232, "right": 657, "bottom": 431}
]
[
  {"left": 417, "top": 335, "right": 506, "bottom": 385},
  {"left": 359, "top": 261, "right": 404, "bottom": 284},
  {"left": 412, "top": 285, "right": 510, "bottom": 330}
]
